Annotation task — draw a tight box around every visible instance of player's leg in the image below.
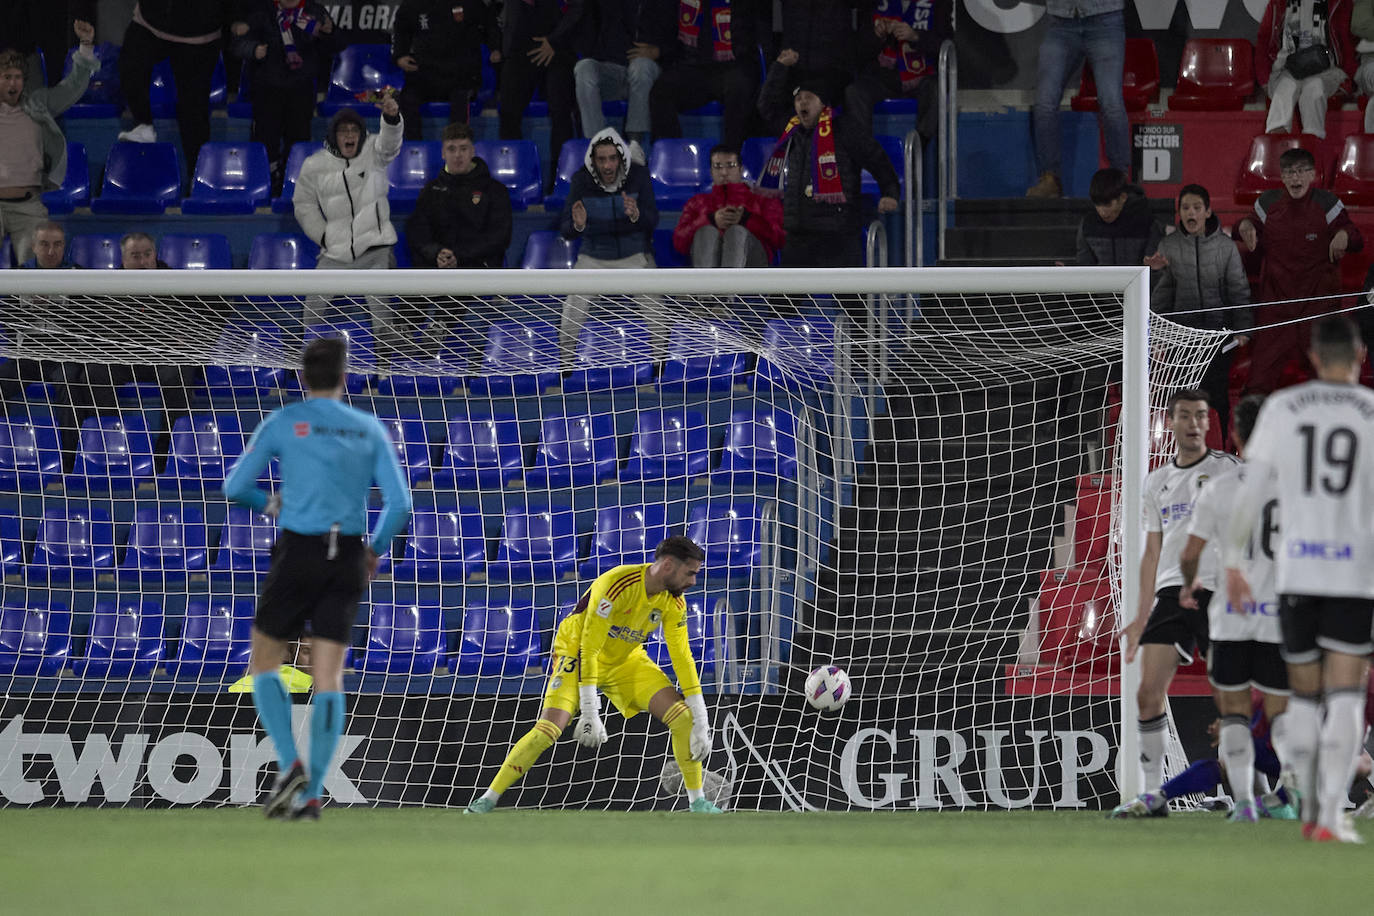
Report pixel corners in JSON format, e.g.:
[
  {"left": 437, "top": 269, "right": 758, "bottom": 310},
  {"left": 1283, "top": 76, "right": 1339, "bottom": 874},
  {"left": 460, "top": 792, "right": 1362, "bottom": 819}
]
[
  {"left": 1279, "top": 595, "right": 1326, "bottom": 832},
  {"left": 647, "top": 682, "right": 720, "bottom": 813},
  {"left": 248, "top": 626, "right": 305, "bottom": 815},
  {"left": 1136, "top": 642, "right": 1180, "bottom": 795},
  {"left": 1254, "top": 645, "right": 1295, "bottom": 817},
  {"left": 1210, "top": 641, "right": 1259, "bottom": 820},
  {"left": 1314, "top": 609, "right": 1372, "bottom": 842}
]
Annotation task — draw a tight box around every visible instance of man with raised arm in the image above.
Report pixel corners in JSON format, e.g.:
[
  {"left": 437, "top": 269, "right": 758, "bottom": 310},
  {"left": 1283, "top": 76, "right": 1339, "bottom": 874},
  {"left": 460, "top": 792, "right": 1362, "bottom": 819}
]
[
  {"left": 466, "top": 536, "right": 721, "bottom": 814},
  {"left": 1223, "top": 315, "right": 1374, "bottom": 843},
  {"left": 224, "top": 337, "right": 412, "bottom": 820},
  {"left": 1121, "top": 389, "right": 1240, "bottom": 810}
]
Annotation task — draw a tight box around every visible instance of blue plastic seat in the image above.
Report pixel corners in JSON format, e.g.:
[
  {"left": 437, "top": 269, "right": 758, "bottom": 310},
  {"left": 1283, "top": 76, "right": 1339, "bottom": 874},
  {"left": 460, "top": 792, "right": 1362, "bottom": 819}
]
[
  {"left": 740, "top": 135, "right": 775, "bottom": 183},
  {"left": 212, "top": 506, "right": 277, "bottom": 575},
  {"left": 172, "top": 598, "right": 253, "bottom": 678},
  {"left": 183, "top": 141, "right": 271, "bottom": 214},
  {"left": 91, "top": 142, "right": 181, "bottom": 215},
  {"left": 524, "top": 413, "right": 619, "bottom": 488},
  {"left": 755, "top": 315, "right": 835, "bottom": 390},
  {"left": 360, "top": 602, "right": 443, "bottom": 674},
  {"left": 620, "top": 409, "right": 709, "bottom": 483},
  {"left": 31, "top": 505, "right": 116, "bottom": 582},
  {"left": 467, "top": 320, "right": 561, "bottom": 396},
  {"left": 70, "top": 599, "right": 164, "bottom": 678},
  {"left": 304, "top": 320, "right": 376, "bottom": 393},
  {"left": 0, "top": 602, "right": 71, "bottom": 676},
  {"left": 68, "top": 233, "right": 123, "bottom": 270},
  {"left": 69, "top": 415, "right": 157, "bottom": 492},
  {"left": 248, "top": 233, "right": 318, "bottom": 270},
  {"left": 520, "top": 230, "right": 579, "bottom": 269},
  {"left": 649, "top": 137, "right": 713, "bottom": 208},
  {"left": 159, "top": 413, "right": 245, "bottom": 490},
  {"left": 42, "top": 142, "right": 90, "bottom": 214},
  {"left": 579, "top": 504, "right": 671, "bottom": 577},
  {"left": 377, "top": 414, "right": 434, "bottom": 486},
  {"left": 685, "top": 499, "right": 763, "bottom": 578},
  {"left": 204, "top": 321, "right": 292, "bottom": 395},
  {"left": 432, "top": 414, "right": 524, "bottom": 489},
  {"left": 712, "top": 408, "right": 799, "bottom": 483},
  {"left": 449, "top": 602, "right": 541, "bottom": 676},
  {"left": 159, "top": 233, "right": 233, "bottom": 270},
  {"left": 473, "top": 139, "right": 543, "bottom": 210},
  {"left": 387, "top": 141, "right": 442, "bottom": 210},
  {"left": 545, "top": 139, "right": 590, "bottom": 210},
  {"left": 0, "top": 514, "right": 21, "bottom": 577},
  {"left": 61, "top": 43, "right": 122, "bottom": 118},
  {"left": 487, "top": 506, "right": 578, "bottom": 582},
  {"left": 0, "top": 414, "right": 62, "bottom": 491},
  {"left": 228, "top": 59, "right": 254, "bottom": 118},
  {"left": 861, "top": 134, "right": 905, "bottom": 197},
  {"left": 394, "top": 507, "right": 486, "bottom": 582},
  {"left": 320, "top": 44, "right": 406, "bottom": 116},
  {"left": 563, "top": 320, "right": 654, "bottom": 392},
  {"left": 643, "top": 595, "right": 717, "bottom": 675},
  {"left": 653, "top": 228, "right": 687, "bottom": 268},
  {"left": 659, "top": 323, "right": 747, "bottom": 392},
  {"left": 148, "top": 56, "right": 227, "bottom": 117},
  {"left": 120, "top": 504, "right": 209, "bottom": 581},
  {"left": 272, "top": 141, "right": 322, "bottom": 214}
]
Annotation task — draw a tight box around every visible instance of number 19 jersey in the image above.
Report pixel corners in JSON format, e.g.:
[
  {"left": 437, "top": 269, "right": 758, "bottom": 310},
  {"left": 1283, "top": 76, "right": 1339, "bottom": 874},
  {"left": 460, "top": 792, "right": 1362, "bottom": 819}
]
[{"left": 1244, "top": 380, "right": 1374, "bottom": 599}]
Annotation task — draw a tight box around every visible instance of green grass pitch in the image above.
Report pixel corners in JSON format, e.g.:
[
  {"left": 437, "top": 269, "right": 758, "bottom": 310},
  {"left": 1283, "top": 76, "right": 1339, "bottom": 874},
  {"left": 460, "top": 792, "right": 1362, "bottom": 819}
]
[{"left": 1, "top": 809, "right": 1367, "bottom": 914}]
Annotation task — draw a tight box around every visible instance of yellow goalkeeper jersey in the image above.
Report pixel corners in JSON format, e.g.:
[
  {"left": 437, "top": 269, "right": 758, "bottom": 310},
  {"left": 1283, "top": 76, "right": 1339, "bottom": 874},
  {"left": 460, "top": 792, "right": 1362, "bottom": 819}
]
[{"left": 567, "top": 563, "right": 702, "bottom": 698}]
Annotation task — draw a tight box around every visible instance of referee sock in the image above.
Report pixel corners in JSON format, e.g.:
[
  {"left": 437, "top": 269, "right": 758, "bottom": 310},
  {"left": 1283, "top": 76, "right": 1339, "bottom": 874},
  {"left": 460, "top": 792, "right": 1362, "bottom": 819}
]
[
  {"left": 252, "top": 670, "right": 299, "bottom": 772},
  {"left": 490, "top": 719, "right": 561, "bottom": 796},
  {"left": 663, "top": 700, "right": 704, "bottom": 801},
  {"left": 1285, "top": 693, "right": 1322, "bottom": 823},
  {"left": 1139, "top": 714, "right": 1168, "bottom": 793},
  {"left": 1318, "top": 687, "right": 1365, "bottom": 831},
  {"left": 1219, "top": 715, "right": 1255, "bottom": 806},
  {"left": 303, "top": 691, "right": 345, "bottom": 803}
]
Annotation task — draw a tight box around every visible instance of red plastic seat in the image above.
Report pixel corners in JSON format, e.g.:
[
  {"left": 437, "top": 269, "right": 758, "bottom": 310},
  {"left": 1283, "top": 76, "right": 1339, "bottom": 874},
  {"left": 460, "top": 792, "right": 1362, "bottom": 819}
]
[
  {"left": 1234, "top": 134, "right": 1325, "bottom": 205},
  {"left": 1169, "top": 39, "right": 1256, "bottom": 111},
  {"left": 1073, "top": 474, "right": 1113, "bottom": 568},
  {"left": 1333, "top": 134, "right": 1374, "bottom": 205},
  {"left": 1071, "top": 38, "right": 1160, "bottom": 112},
  {"left": 1038, "top": 568, "right": 1115, "bottom": 668}
]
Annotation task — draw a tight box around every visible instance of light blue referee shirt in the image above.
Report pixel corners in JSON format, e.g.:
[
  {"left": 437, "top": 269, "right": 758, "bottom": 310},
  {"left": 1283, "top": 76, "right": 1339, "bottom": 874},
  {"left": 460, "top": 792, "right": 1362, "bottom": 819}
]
[{"left": 223, "top": 397, "right": 412, "bottom": 552}]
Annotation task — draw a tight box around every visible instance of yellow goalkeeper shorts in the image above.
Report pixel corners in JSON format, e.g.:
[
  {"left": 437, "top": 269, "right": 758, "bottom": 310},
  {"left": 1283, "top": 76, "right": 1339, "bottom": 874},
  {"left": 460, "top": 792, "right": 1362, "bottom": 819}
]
[{"left": 543, "top": 617, "right": 673, "bottom": 719}]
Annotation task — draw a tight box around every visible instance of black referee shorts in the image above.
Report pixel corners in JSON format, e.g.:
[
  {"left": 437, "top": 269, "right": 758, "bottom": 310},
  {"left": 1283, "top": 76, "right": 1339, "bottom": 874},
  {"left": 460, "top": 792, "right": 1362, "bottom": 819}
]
[
  {"left": 1278, "top": 593, "right": 1374, "bottom": 664},
  {"left": 255, "top": 529, "right": 369, "bottom": 644},
  {"left": 1140, "top": 586, "right": 1212, "bottom": 664}
]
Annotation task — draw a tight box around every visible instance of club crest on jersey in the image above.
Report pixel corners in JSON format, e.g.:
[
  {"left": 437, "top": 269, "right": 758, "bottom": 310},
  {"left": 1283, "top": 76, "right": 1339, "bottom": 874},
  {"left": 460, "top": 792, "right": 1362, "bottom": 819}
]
[
  {"left": 596, "top": 598, "right": 613, "bottom": 619},
  {"left": 294, "top": 422, "right": 310, "bottom": 438},
  {"left": 649, "top": 609, "right": 662, "bottom": 625},
  {"left": 1195, "top": 474, "right": 1209, "bottom": 489},
  {"left": 550, "top": 676, "right": 563, "bottom": 689}
]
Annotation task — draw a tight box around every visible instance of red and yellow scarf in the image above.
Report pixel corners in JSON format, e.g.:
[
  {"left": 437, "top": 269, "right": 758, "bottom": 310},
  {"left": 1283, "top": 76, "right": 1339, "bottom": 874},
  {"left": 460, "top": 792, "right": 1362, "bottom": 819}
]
[
  {"left": 757, "top": 107, "right": 844, "bottom": 204},
  {"left": 678, "top": 0, "right": 734, "bottom": 62},
  {"left": 874, "top": 0, "right": 934, "bottom": 90}
]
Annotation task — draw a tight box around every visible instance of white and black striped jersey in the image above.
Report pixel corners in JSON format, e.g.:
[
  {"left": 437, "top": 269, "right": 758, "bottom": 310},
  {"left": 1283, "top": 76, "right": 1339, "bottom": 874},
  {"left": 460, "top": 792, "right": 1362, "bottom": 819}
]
[
  {"left": 1188, "top": 465, "right": 1281, "bottom": 643},
  {"left": 1142, "top": 450, "right": 1241, "bottom": 592}
]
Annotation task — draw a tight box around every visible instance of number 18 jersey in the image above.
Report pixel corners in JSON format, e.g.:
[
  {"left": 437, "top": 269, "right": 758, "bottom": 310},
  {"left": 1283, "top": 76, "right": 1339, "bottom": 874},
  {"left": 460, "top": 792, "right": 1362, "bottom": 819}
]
[{"left": 1188, "top": 465, "right": 1280, "bottom": 642}]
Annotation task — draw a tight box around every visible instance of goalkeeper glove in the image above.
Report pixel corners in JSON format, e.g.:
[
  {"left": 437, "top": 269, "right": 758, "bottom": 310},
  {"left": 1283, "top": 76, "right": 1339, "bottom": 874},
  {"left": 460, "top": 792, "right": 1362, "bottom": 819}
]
[
  {"left": 575, "top": 684, "right": 608, "bottom": 749},
  {"left": 263, "top": 493, "right": 282, "bottom": 518},
  {"left": 685, "top": 694, "right": 712, "bottom": 761}
]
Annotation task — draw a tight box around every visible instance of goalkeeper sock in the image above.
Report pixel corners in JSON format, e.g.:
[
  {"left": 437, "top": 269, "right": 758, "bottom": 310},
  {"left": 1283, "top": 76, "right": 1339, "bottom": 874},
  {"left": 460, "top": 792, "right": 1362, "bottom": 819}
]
[
  {"left": 1161, "top": 758, "right": 1221, "bottom": 799},
  {"left": 303, "top": 691, "right": 345, "bottom": 803},
  {"left": 252, "top": 669, "right": 298, "bottom": 771},
  {"left": 490, "top": 719, "right": 561, "bottom": 796},
  {"left": 1318, "top": 687, "right": 1365, "bottom": 830},
  {"left": 1285, "top": 693, "right": 1322, "bottom": 822},
  {"left": 1219, "top": 715, "right": 1255, "bottom": 806},
  {"left": 662, "top": 700, "right": 704, "bottom": 800},
  {"left": 1139, "top": 713, "right": 1167, "bottom": 792}
]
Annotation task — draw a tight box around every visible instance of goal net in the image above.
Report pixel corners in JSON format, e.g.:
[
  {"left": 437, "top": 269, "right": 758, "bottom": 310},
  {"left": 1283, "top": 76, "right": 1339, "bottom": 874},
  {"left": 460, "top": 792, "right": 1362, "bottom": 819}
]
[{"left": 0, "top": 266, "right": 1215, "bottom": 811}]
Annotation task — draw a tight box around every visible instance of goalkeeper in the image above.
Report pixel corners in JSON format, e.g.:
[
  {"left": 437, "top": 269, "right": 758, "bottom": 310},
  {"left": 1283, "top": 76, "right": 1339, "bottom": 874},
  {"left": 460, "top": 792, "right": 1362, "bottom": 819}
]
[{"left": 467, "top": 536, "right": 722, "bottom": 814}]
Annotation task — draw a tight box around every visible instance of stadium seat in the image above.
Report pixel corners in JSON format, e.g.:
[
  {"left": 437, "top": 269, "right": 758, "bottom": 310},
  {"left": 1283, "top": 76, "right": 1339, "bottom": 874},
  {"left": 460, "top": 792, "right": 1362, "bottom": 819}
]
[
  {"left": 31, "top": 505, "right": 116, "bottom": 582},
  {"left": 545, "top": 138, "right": 590, "bottom": 210},
  {"left": 0, "top": 414, "right": 63, "bottom": 491},
  {"left": 41, "top": 141, "right": 90, "bottom": 214},
  {"left": 712, "top": 408, "right": 800, "bottom": 484},
  {"left": 520, "top": 230, "right": 580, "bottom": 269},
  {"left": 474, "top": 139, "right": 543, "bottom": 210},
  {"left": 69, "top": 415, "right": 157, "bottom": 492},
  {"left": 0, "top": 514, "right": 21, "bottom": 578},
  {"left": 70, "top": 599, "right": 164, "bottom": 678},
  {"left": 159, "top": 413, "right": 245, "bottom": 490},
  {"left": 319, "top": 44, "right": 406, "bottom": 116},
  {"left": 450, "top": 602, "right": 541, "bottom": 676},
  {"left": 859, "top": 134, "right": 905, "bottom": 198},
  {"left": 377, "top": 413, "right": 435, "bottom": 486},
  {"left": 653, "top": 228, "right": 688, "bottom": 268},
  {"left": 1169, "top": 38, "right": 1256, "bottom": 111},
  {"left": 120, "top": 504, "right": 209, "bottom": 581},
  {"left": 387, "top": 141, "right": 442, "bottom": 210},
  {"left": 172, "top": 598, "right": 253, "bottom": 678},
  {"left": 579, "top": 504, "right": 671, "bottom": 577},
  {"left": 1072, "top": 473, "right": 1113, "bottom": 567},
  {"left": 147, "top": 56, "right": 227, "bottom": 117},
  {"left": 487, "top": 506, "right": 578, "bottom": 582},
  {"left": 204, "top": 321, "right": 292, "bottom": 395},
  {"left": 620, "top": 409, "right": 710, "bottom": 483},
  {"left": 466, "top": 320, "right": 561, "bottom": 396},
  {"left": 563, "top": 319, "right": 655, "bottom": 391},
  {"left": 649, "top": 137, "right": 713, "bottom": 208},
  {"left": 685, "top": 499, "right": 763, "bottom": 578},
  {"left": 1038, "top": 569, "right": 1115, "bottom": 668},
  {"left": 248, "top": 233, "right": 319, "bottom": 270},
  {"left": 1070, "top": 38, "right": 1159, "bottom": 112},
  {"left": 524, "top": 413, "right": 619, "bottom": 488},
  {"left": 754, "top": 315, "right": 835, "bottom": 390},
  {"left": 0, "top": 601, "right": 71, "bottom": 676},
  {"left": 1234, "top": 134, "right": 1325, "bottom": 205},
  {"left": 62, "top": 42, "right": 122, "bottom": 118},
  {"left": 1333, "top": 134, "right": 1374, "bottom": 206},
  {"left": 182, "top": 141, "right": 272, "bottom": 214},
  {"left": 68, "top": 233, "right": 123, "bottom": 270},
  {"left": 228, "top": 58, "right": 254, "bottom": 118},
  {"left": 432, "top": 414, "right": 524, "bottom": 489},
  {"left": 90, "top": 142, "right": 181, "bottom": 215},
  {"left": 740, "top": 135, "right": 775, "bottom": 183},
  {"left": 211, "top": 506, "right": 277, "bottom": 575},
  {"left": 360, "top": 602, "right": 443, "bottom": 674},
  {"left": 159, "top": 233, "right": 233, "bottom": 270},
  {"left": 272, "top": 141, "right": 322, "bottom": 213},
  {"left": 659, "top": 323, "right": 748, "bottom": 392},
  {"left": 304, "top": 320, "right": 376, "bottom": 393},
  {"left": 643, "top": 595, "right": 718, "bottom": 675},
  {"left": 394, "top": 507, "right": 487, "bottom": 582}
]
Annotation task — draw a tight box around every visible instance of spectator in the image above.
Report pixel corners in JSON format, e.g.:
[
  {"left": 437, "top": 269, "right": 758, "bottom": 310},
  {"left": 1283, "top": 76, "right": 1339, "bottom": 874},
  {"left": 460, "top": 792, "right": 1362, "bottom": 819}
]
[
  {"left": 649, "top": 0, "right": 767, "bottom": 151},
  {"left": 1076, "top": 167, "right": 1163, "bottom": 266},
  {"left": 574, "top": 0, "right": 676, "bottom": 147},
  {"left": 1026, "top": 0, "right": 1128, "bottom": 199},
  {"left": 0, "top": 22, "right": 96, "bottom": 266},
  {"left": 757, "top": 74, "right": 899, "bottom": 270},
  {"left": 775, "top": 0, "right": 862, "bottom": 118},
  {"left": 232, "top": 0, "right": 339, "bottom": 194},
  {"left": 672, "top": 143, "right": 783, "bottom": 267},
  {"left": 1258, "top": 0, "right": 1356, "bottom": 139},
  {"left": 1234, "top": 147, "right": 1363, "bottom": 393},
  {"left": 119, "top": 231, "right": 169, "bottom": 269},
  {"left": 845, "top": 0, "right": 948, "bottom": 144},
  {"left": 116, "top": 1, "right": 237, "bottom": 175},
  {"left": 392, "top": 0, "right": 499, "bottom": 140},
  {"left": 1148, "top": 183, "right": 1253, "bottom": 439},
  {"left": 558, "top": 126, "right": 660, "bottom": 363},
  {"left": 498, "top": 0, "right": 584, "bottom": 187},
  {"left": 19, "top": 220, "right": 74, "bottom": 269},
  {"left": 1355, "top": 0, "right": 1374, "bottom": 132}
]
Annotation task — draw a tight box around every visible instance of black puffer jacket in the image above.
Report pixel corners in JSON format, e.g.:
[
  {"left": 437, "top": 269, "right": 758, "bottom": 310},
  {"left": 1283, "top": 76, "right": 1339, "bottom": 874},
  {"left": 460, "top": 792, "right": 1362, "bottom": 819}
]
[
  {"left": 232, "top": 0, "right": 340, "bottom": 91},
  {"left": 778, "top": 0, "right": 864, "bottom": 77},
  {"left": 500, "top": 0, "right": 585, "bottom": 58},
  {"left": 392, "top": 0, "right": 499, "bottom": 84},
  {"left": 1150, "top": 213, "right": 1253, "bottom": 333},
  {"left": 1076, "top": 185, "right": 1164, "bottom": 266},
  {"left": 579, "top": 0, "right": 677, "bottom": 63},
  {"left": 407, "top": 157, "right": 514, "bottom": 268}
]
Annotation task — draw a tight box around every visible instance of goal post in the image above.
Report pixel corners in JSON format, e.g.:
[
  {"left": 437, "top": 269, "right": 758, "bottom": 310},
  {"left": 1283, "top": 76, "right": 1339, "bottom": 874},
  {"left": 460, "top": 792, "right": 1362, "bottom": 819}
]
[{"left": 0, "top": 264, "right": 1207, "bottom": 811}]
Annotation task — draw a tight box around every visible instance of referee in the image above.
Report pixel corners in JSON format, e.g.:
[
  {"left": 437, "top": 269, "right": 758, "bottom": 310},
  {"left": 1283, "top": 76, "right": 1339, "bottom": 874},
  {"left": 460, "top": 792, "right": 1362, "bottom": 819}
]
[{"left": 224, "top": 337, "right": 412, "bottom": 820}]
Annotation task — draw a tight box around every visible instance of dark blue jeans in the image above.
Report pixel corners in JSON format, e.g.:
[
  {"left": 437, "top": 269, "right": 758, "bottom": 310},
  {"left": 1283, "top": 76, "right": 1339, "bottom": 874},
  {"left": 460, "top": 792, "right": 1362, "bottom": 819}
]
[{"left": 1032, "top": 10, "right": 1130, "bottom": 177}]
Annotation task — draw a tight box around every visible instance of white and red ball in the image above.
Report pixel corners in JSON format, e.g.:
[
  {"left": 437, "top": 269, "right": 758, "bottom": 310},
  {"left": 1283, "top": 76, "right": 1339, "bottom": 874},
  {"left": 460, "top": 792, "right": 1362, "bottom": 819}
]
[{"left": 804, "top": 665, "right": 851, "bottom": 711}]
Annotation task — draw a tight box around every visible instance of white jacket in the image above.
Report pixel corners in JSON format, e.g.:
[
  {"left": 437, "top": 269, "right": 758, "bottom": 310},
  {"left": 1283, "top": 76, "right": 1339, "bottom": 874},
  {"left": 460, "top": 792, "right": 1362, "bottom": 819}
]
[{"left": 294, "top": 116, "right": 403, "bottom": 263}]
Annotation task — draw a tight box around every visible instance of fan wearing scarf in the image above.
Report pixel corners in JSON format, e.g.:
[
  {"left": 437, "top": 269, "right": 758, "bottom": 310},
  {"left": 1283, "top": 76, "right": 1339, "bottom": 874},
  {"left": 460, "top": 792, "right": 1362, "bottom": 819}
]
[
  {"left": 757, "top": 70, "right": 899, "bottom": 270},
  {"left": 1257, "top": 0, "right": 1356, "bottom": 139},
  {"left": 392, "top": 0, "right": 501, "bottom": 140},
  {"left": 845, "top": 0, "right": 948, "bottom": 144}
]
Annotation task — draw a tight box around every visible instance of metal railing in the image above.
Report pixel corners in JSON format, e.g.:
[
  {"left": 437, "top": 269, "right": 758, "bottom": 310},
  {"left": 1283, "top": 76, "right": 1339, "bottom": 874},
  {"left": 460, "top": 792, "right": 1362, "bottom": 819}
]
[
  {"left": 936, "top": 38, "right": 958, "bottom": 264},
  {"left": 757, "top": 500, "right": 783, "bottom": 694},
  {"left": 903, "top": 128, "right": 924, "bottom": 267}
]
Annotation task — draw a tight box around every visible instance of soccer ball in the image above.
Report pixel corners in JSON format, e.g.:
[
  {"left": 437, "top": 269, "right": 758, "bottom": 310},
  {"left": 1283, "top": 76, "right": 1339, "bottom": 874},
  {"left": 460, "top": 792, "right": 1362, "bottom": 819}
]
[{"left": 804, "top": 665, "right": 851, "bottom": 711}]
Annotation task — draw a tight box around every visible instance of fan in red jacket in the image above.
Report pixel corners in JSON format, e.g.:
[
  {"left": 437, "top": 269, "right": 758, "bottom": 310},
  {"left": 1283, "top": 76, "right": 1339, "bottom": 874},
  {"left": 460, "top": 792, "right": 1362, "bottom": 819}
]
[{"left": 672, "top": 144, "right": 785, "bottom": 268}]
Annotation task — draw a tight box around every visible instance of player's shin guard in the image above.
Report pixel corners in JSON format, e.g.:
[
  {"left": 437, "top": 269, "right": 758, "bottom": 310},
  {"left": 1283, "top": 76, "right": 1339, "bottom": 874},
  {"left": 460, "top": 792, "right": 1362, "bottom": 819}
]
[
  {"left": 490, "top": 719, "right": 561, "bottom": 795},
  {"left": 1286, "top": 692, "right": 1322, "bottom": 823},
  {"left": 1220, "top": 715, "right": 1255, "bottom": 805},
  {"left": 663, "top": 700, "right": 704, "bottom": 801},
  {"left": 1139, "top": 713, "right": 1168, "bottom": 792},
  {"left": 1317, "top": 687, "right": 1365, "bottom": 831},
  {"left": 1269, "top": 711, "right": 1290, "bottom": 773},
  {"left": 303, "top": 691, "right": 345, "bottom": 803},
  {"left": 252, "top": 670, "right": 299, "bottom": 771}
]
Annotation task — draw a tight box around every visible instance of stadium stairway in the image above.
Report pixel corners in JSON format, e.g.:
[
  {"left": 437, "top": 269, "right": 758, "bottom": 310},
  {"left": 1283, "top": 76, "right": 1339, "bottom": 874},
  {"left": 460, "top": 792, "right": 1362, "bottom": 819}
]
[{"left": 938, "top": 197, "right": 1177, "bottom": 267}]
